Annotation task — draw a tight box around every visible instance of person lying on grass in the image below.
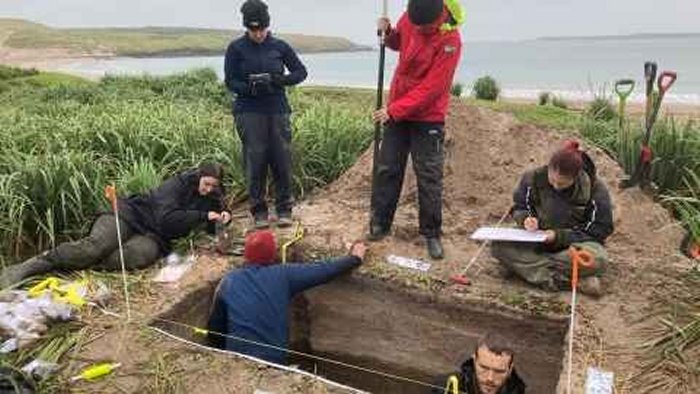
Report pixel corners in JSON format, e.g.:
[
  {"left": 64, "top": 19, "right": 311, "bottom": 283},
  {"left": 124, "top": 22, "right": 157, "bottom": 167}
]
[
  {"left": 207, "top": 230, "right": 366, "bottom": 364},
  {"left": 490, "top": 140, "right": 614, "bottom": 297},
  {"left": 0, "top": 163, "right": 231, "bottom": 288}
]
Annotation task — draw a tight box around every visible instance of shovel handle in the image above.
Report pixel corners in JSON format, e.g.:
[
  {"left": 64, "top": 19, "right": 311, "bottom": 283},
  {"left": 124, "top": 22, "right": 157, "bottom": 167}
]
[
  {"left": 614, "top": 79, "right": 635, "bottom": 100},
  {"left": 644, "top": 62, "right": 658, "bottom": 94},
  {"left": 657, "top": 71, "right": 677, "bottom": 96}
]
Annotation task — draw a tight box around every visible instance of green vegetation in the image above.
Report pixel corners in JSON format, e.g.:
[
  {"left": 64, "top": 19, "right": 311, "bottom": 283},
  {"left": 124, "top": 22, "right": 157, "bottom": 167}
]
[
  {"left": 0, "top": 18, "right": 367, "bottom": 57},
  {"left": 0, "top": 66, "right": 372, "bottom": 265},
  {"left": 0, "top": 65, "right": 38, "bottom": 80},
  {"left": 536, "top": 91, "right": 567, "bottom": 109},
  {"left": 472, "top": 76, "right": 500, "bottom": 101},
  {"left": 467, "top": 98, "right": 582, "bottom": 131},
  {"left": 575, "top": 89, "right": 700, "bottom": 391},
  {"left": 551, "top": 95, "right": 568, "bottom": 109},
  {"left": 586, "top": 96, "right": 617, "bottom": 122},
  {"left": 639, "top": 271, "right": 700, "bottom": 393},
  {"left": 450, "top": 82, "right": 464, "bottom": 97}
]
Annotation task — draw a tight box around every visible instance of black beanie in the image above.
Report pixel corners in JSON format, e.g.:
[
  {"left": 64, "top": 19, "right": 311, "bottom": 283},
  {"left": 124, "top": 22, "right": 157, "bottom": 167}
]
[
  {"left": 241, "top": 0, "right": 270, "bottom": 29},
  {"left": 408, "top": 0, "right": 444, "bottom": 25}
]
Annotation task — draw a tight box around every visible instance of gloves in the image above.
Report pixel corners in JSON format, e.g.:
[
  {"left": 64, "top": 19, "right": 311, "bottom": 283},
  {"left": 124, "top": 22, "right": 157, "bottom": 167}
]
[
  {"left": 248, "top": 73, "right": 273, "bottom": 96},
  {"left": 270, "top": 73, "right": 286, "bottom": 87}
]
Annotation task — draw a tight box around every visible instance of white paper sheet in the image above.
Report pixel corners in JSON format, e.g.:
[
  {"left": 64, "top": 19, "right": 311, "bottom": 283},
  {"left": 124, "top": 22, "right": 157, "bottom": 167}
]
[
  {"left": 585, "top": 367, "right": 614, "bottom": 394},
  {"left": 470, "top": 227, "right": 548, "bottom": 242}
]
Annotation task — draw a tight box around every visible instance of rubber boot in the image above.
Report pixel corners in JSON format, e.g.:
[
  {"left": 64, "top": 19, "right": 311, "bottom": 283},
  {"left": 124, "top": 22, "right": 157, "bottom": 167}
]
[
  {"left": 426, "top": 237, "right": 444, "bottom": 260},
  {"left": 277, "top": 211, "right": 293, "bottom": 228},
  {"left": 366, "top": 224, "right": 390, "bottom": 242},
  {"left": 254, "top": 213, "right": 270, "bottom": 229}
]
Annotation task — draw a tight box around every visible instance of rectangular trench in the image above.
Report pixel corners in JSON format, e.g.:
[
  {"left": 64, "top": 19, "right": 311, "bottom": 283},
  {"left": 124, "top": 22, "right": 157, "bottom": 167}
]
[{"left": 153, "top": 275, "right": 568, "bottom": 393}]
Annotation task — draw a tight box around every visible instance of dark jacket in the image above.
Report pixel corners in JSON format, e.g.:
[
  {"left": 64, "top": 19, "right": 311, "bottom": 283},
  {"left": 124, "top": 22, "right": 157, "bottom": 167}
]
[
  {"left": 224, "top": 33, "right": 307, "bottom": 115},
  {"left": 207, "top": 256, "right": 361, "bottom": 364},
  {"left": 118, "top": 170, "right": 224, "bottom": 253},
  {"left": 432, "top": 358, "right": 526, "bottom": 394},
  {"left": 511, "top": 155, "right": 614, "bottom": 251}
]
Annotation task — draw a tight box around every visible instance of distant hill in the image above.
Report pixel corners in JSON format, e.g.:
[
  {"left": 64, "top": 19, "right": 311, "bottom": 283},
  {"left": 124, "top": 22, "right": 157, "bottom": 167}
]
[
  {"left": 0, "top": 18, "right": 370, "bottom": 57},
  {"left": 537, "top": 32, "right": 700, "bottom": 41}
]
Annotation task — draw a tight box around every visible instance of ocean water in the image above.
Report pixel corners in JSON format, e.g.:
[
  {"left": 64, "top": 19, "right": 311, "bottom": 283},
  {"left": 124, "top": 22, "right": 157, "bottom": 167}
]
[{"left": 55, "top": 35, "right": 700, "bottom": 104}]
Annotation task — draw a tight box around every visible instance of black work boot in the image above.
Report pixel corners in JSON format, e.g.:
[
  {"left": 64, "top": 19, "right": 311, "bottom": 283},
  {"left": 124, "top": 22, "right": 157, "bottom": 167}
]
[
  {"left": 367, "top": 223, "right": 390, "bottom": 242},
  {"left": 253, "top": 213, "right": 270, "bottom": 229},
  {"left": 426, "top": 237, "right": 444, "bottom": 260},
  {"left": 0, "top": 256, "right": 54, "bottom": 288},
  {"left": 277, "top": 211, "right": 293, "bottom": 228}
]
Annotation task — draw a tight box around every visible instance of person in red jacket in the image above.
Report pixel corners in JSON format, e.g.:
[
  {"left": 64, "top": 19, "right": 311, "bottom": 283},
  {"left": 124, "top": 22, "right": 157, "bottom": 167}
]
[{"left": 369, "top": 0, "right": 464, "bottom": 259}]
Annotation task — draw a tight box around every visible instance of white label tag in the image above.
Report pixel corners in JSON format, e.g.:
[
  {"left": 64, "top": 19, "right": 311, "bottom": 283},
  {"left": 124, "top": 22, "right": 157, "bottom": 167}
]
[
  {"left": 585, "top": 367, "right": 614, "bottom": 394},
  {"left": 386, "top": 255, "right": 432, "bottom": 272}
]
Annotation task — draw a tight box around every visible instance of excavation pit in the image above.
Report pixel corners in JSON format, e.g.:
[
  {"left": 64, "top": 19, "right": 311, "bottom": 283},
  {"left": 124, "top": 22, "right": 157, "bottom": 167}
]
[{"left": 153, "top": 275, "right": 568, "bottom": 393}]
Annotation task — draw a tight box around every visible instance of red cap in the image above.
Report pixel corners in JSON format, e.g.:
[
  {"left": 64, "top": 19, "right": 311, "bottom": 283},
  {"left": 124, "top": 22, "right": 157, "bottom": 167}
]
[{"left": 244, "top": 230, "right": 277, "bottom": 265}]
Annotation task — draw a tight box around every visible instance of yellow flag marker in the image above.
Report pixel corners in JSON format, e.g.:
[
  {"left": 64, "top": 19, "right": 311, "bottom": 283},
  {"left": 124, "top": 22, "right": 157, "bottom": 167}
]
[{"left": 71, "top": 362, "right": 122, "bottom": 382}]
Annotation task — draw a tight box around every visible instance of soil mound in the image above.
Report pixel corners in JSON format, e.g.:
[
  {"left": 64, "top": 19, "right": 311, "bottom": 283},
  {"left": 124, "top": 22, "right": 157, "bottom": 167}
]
[{"left": 296, "top": 101, "right": 694, "bottom": 391}]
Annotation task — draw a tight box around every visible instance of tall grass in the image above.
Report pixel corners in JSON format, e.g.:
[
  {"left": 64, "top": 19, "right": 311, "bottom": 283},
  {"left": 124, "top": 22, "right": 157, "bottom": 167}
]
[
  {"left": 0, "top": 68, "right": 372, "bottom": 265},
  {"left": 580, "top": 90, "right": 700, "bottom": 390},
  {"left": 638, "top": 271, "right": 700, "bottom": 393},
  {"left": 581, "top": 115, "right": 700, "bottom": 194}
]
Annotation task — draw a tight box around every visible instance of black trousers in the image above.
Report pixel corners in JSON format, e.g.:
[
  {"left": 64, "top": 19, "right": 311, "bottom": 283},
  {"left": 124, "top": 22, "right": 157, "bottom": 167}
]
[
  {"left": 234, "top": 112, "right": 293, "bottom": 218},
  {"left": 370, "top": 121, "right": 445, "bottom": 238},
  {"left": 46, "top": 214, "right": 161, "bottom": 270}
]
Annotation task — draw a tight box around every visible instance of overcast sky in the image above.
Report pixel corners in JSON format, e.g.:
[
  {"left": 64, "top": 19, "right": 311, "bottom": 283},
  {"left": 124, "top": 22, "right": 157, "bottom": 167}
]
[{"left": 1, "top": 0, "right": 698, "bottom": 44}]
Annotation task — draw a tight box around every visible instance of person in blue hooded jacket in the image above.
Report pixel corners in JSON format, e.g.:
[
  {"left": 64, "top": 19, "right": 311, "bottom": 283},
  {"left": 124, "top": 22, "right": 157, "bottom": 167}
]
[
  {"left": 207, "top": 230, "right": 366, "bottom": 364},
  {"left": 225, "top": 0, "right": 308, "bottom": 229}
]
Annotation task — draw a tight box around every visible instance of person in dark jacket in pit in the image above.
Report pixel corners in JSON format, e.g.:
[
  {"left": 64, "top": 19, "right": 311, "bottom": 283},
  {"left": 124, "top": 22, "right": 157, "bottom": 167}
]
[
  {"left": 0, "top": 163, "right": 231, "bottom": 287},
  {"left": 433, "top": 333, "right": 526, "bottom": 394},
  {"left": 207, "top": 230, "right": 366, "bottom": 364},
  {"left": 225, "top": 0, "right": 307, "bottom": 229}
]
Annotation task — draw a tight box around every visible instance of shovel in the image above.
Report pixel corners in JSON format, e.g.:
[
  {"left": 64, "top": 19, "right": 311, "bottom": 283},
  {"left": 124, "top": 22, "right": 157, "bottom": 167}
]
[
  {"left": 371, "top": 0, "right": 388, "bottom": 182},
  {"left": 621, "top": 62, "right": 657, "bottom": 189},
  {"left": 614, "top": 79, "right": 635, "bottom": 130},
  {"left": 621, "top": 63, "right": 677, "bottom": 189},
  {"left": 369, "top": 0, "right": 389, "bottom": 229},
  {"left": 647, "top": 71, "right": 678, "bottom": 136}
]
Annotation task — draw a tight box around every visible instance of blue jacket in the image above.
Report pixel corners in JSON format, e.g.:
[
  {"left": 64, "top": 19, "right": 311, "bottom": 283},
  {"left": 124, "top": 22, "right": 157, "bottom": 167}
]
[
  {"left": 224, "top": 33, "right": 307, "bottom": 114},
  {"left": 207, "top": 256, "right": 361, "bottom": 364}
]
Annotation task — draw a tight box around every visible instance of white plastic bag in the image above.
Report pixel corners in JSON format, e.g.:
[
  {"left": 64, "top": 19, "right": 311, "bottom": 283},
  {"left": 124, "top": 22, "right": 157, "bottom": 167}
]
[{"left": 152, "top": 253, "right": 194, "bottom": 283}]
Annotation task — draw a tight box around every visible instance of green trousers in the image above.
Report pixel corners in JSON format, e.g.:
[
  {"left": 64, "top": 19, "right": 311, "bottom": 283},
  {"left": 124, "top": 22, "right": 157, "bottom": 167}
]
[
  {"left": 47, "top": 214, "right": 161, "bottom": 271},
  {"left": 490, "top": 241, "right": 607, "bottom": 289}
]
